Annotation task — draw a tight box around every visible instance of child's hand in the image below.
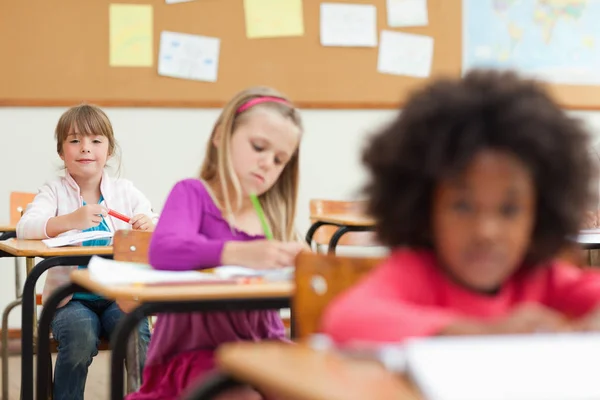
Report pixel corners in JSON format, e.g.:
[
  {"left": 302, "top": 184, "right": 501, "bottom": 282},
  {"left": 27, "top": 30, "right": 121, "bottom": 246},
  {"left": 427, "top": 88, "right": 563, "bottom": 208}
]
[
  {"left": 490, "top": 304, "right": 571, "bottom": 334},
  {"left": 130, "top": 214, "right": 154, "bottom": 231},
  {"left": 69, "top": 204, "right": 108, "bottom": 230},
  {"left": 222, "top": 240, "right": 305, "bottom": 269},
  {"left": 572, "top": 307, "right": 600, "bottom": 332}
]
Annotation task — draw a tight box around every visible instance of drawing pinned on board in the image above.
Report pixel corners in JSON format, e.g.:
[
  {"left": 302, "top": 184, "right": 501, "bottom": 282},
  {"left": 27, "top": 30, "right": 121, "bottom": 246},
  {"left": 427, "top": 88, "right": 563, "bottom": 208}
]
[
  {"left": 109, "top": 3, "right": 154, "bottom": 67},
  {"left": 320, "top": 3, "right": 377, "bottom": 47},
  {"left": 386, "top": 0, "right": 428, "bottom": 27},
  {"left": 158, "top": 31, "right": 220, "bottom": 82},
  {"left": 244, "top": 0, "right": 304, "bottom": 39},
  {"left": 377, "top": 30, "right": 433, "bottom": 78}
]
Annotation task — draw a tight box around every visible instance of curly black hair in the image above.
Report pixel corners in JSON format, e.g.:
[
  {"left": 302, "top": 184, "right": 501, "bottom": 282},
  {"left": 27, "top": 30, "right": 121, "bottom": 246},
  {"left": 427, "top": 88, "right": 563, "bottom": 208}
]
[{"left": 362, "top": 69, "right": 594, "bottom": 264}]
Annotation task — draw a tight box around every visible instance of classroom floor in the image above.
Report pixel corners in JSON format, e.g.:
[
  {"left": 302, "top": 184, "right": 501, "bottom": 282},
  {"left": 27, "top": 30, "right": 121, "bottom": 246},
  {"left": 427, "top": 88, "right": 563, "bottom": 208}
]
[{"left": 2, "top": 352, "right": 109, "bottom": 400}]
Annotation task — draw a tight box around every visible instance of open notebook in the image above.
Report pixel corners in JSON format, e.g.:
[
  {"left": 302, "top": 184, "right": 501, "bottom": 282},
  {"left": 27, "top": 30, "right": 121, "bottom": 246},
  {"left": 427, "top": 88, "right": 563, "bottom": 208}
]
[
  {"left": 86, "top": 256, "right": 294, "bottom": 286},
  {"left": 576, "top": 228, "right": 600, "bottom": 245},
  {"left": 42, "top": 231, "right": 114, "bottom": 248},
  {"left": 321, "top": 333, "right": 600, "bottom": 400}
]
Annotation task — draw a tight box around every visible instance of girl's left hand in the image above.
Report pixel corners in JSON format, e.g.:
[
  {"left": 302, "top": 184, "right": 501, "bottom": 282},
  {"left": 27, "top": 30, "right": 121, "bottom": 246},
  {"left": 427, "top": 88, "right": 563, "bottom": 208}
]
[{"left": 130, "top": 214, "right": 155, "bottom": 231}]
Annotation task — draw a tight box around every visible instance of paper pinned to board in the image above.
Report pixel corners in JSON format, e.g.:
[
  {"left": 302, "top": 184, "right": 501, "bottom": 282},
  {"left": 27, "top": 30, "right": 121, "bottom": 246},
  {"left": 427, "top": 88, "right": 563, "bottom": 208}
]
[
  {"left": 244, "top": 0, "right": 304, "bottom": 38},
  {"left": 386, "top": 0, "right": 428, "bottom": 28},
  {"left": 158, "top": 31, "right": 220, "bottom": 82},
  {"left": 377, "top": 30, "right": 433, "bottom": 78},
  {"left": 109, "top": 3, "right": 154, "bottom": 67},
  {"left": 320, "top": 3, "right": 377, "bottom": 47},
  {"left": 42, "top": 231, "right": 114, "bottom": 248}
]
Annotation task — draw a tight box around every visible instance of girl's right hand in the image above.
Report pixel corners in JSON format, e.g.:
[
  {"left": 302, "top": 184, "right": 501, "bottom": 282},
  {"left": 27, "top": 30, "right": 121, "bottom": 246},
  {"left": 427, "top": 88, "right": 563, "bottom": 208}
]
[
  {"left": 488, "top": 303, "right": 571, "bottom": 334},
  {"left": 68, "top": 204, "right": 108, "bottom": 230},
  {"left": 221, "top": 240, "right": 306, "bottom": 270}
]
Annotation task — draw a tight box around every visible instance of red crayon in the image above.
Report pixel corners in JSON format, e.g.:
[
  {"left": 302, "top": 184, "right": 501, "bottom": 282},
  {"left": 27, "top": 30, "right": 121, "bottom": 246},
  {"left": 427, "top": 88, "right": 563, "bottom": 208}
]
[{"left": 108, "top": 209, "right": 131, "bottom": 223}]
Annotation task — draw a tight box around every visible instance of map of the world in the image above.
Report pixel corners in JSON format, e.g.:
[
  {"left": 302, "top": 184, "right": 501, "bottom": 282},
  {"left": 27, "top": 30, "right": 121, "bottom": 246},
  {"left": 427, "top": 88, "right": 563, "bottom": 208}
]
[{"left": 463, "top": 0, "right": 600, "bottom": 85}]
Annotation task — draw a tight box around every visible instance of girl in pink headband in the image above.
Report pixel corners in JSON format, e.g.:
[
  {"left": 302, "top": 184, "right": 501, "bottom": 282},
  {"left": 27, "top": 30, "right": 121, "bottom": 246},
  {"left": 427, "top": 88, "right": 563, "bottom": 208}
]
[{"left": 127, "top": 87, "right": 305, "bottom": 400}]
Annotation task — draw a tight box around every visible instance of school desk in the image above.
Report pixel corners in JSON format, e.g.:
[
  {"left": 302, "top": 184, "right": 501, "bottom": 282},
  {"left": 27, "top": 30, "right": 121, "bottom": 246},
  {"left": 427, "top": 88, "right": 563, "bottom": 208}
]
[
  {"left": 0, "top": 225, "right": 16, "bottom": 241},
  {"left": 34, "top": 270, "right": 293, "bottom": 400},
  {"left": 0, "top": 239, "right": 113, "bottom": 400},
  {"left": 216, "top": 342, "right": 420, "bottom": 400},
  {"left": 305, "top": 214, "right": 376, "bottom": 254}
]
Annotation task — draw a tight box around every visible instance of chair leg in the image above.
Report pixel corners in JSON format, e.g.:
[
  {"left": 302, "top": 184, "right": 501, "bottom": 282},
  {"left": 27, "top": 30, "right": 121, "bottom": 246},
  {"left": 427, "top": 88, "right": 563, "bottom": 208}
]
[
  {"left": 47, "top": 355, "right": 53, "bottom": 400},
  {"left": 125, "top": 330, "right": 141, "bottom": 394}
]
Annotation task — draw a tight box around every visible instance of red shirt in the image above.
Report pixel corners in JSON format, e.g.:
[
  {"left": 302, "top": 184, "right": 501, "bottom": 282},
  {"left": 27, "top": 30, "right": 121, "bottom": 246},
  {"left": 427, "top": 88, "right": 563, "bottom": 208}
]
[{"left": 321, "top": 249, "right": 600, "bottom": 343}]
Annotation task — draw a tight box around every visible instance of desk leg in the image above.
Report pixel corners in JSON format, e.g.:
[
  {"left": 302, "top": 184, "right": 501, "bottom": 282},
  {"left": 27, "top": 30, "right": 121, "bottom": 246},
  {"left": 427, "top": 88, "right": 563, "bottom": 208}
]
[
  {"left": 305, "top": 221, "right": 329, "bottom": 248},
  {"left": 21, "top": 255, "right": 112, "bottom": 400},
  {"left": 1, "top": 299, "right": 22, "bottom": 400},
  {"left": 36, "top": 283, "right": 85, "bottom": 400}
]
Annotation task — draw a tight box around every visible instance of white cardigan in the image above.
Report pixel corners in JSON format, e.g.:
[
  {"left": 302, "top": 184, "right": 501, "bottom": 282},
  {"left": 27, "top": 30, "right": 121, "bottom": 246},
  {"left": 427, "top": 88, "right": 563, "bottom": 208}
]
[{"left": 17, "top": 170, "right": 159, "bottom": 306}]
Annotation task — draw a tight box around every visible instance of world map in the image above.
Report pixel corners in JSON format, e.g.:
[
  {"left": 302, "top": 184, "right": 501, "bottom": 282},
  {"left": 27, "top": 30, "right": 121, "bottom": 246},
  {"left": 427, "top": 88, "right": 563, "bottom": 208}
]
[{"left": 463, "top": 0, "right": 600, "bottom": 85}]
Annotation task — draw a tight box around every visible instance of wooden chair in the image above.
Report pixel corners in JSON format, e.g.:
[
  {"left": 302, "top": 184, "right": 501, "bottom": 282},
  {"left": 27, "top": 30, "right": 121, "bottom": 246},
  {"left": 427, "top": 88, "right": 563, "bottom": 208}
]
[
  {"left": 9, "top": 191, "right": 36, "bottom": 227},
  {"left": 309, "top": 199, "right": 377, "bottom": 253},
  {"left": 293, "top": 251, "right": 382, "bottom": 340}
]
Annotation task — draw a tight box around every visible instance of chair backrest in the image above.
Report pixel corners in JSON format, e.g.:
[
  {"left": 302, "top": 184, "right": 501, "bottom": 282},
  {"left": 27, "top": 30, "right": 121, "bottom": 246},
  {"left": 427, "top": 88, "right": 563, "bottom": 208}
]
[
  {"left": 9, "top": 192, "right": 36, "bottom": 225},
  {"left": 294, "top": 251, "right": 382, "bottom": 340},
  {"left": 309, "top": 199, "right": 376, "bottom": 247},
  {"left": 113, "top": 230, "right": 152, "bottom": 263}
]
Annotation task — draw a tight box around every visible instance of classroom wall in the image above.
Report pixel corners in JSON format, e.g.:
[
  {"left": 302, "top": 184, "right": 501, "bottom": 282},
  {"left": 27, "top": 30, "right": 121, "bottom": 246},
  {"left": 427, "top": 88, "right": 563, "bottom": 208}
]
[{"left": 1, "top": 107, "right": 600, "bottom": 328}]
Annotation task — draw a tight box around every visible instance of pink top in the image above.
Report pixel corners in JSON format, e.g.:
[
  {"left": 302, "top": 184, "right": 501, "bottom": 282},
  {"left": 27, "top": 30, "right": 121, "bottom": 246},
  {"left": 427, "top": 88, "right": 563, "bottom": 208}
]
[{"left": 322, "top": 249, "right": 600, "bottom": 344}]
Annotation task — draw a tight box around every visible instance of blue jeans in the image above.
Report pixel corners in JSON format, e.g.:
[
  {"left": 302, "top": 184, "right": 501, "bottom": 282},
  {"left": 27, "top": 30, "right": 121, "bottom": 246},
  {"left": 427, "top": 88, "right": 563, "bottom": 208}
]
[{"left": 50, "top": 299, "right": 150, "bottom": 400}]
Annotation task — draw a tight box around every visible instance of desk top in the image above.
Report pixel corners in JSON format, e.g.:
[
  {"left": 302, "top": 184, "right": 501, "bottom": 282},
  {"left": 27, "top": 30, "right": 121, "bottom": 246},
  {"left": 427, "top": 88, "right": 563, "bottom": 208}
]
[
  {"left": 0, "top": 224, "right": 16, "bottom": 233},
  {"left": 310, "top": 214, "right": 375, "bottom": 227},
  {"left": 70, "top": 270, "right": 293, "bottom": 302},
  {"left": 217, "top": 342, "right": 420, "bottom": 400},
  {"left": 0, "top": 239, "right": 113, "bottom": 257}
]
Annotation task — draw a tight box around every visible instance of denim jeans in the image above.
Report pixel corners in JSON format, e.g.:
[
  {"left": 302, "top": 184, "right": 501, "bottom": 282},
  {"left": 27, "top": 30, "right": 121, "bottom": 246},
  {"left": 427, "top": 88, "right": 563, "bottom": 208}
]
[{"left": 50, "top": 299, "right": 151, "bottom": 400}]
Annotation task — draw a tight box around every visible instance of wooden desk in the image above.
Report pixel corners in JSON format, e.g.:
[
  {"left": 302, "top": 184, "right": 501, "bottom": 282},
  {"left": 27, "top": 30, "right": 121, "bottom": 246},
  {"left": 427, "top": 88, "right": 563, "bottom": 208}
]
[
  {"left": 6, "top": 240, "right": 114, "bottom": 400},
  {"left": 0, "top": 238, "right": 112, "bottom": 258},
  {"left": 70, "top": 270, "right": 293, "bottom": 302},
  {"left": 306, "top": 213, "right": 376, "bottom": 254},
  {"left": 0, "top": 224, "right": 16, "bottom": 232},
  {"left": 217, "top": 342, "right": 420, "bottom": 400},
  {"left": 35, "top": 270, "right": 292, "bottom": 400}
]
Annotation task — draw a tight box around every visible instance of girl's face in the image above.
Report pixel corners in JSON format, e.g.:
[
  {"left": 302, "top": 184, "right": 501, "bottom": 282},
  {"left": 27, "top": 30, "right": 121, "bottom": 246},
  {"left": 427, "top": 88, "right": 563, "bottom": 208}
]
[
  {"left": 432, "top": 150, "right": 536, "bottom": 293},
  {"left": 224, "top": 108, "right": 300, "bottom": 196},
  {"left": 60, "top": 126, "right": 110, "bottom": 182}
]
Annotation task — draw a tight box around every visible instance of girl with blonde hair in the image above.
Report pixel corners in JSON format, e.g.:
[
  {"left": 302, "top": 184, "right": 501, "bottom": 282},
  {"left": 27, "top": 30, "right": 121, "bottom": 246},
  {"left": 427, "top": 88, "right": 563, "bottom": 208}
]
[{"left": 128, "top": 87, "right": 305, "bottom": 400}]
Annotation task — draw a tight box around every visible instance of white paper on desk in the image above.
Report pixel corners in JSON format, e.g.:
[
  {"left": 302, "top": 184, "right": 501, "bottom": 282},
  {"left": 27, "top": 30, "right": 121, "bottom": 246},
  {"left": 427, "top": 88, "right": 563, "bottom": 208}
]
[
  {"left": 213, "top": 266, "right": 294, "bottom": 281},
  {"left": 158, "top": 31, "right": 220, "bottom": 82},
  {"left": 377, "top": 30, "right": 433, "bottom": 78},
  {"left": 404, "top": 334, "right": 600, "bottom": 400},
  {"left": 386, "top": 0, "right": 428, "bottom": 27},
  {"left": 42, "top": 231, "right": 114, "bottom": 248},
  {"left": 87, "top": 256, "right": 220, "bottom": 286},
  {"left": 576, "top": 229, "right": 600, "bottom": 244},
  {"left": 320, "top": 3, "right": 377, "bottom": 47}
]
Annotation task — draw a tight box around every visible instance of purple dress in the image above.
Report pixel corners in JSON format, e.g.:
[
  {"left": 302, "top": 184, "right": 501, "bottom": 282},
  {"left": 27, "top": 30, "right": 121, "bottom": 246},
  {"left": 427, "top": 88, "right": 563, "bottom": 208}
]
[{"left": 127, "top": 179, "right": 286, "bottom": 400}]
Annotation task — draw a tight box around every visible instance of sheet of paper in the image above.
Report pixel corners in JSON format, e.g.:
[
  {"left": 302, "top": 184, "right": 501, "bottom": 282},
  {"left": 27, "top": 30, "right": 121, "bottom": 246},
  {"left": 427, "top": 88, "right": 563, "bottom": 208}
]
[
  {"left": 386, "top": 0, "right": 428, "bottom": 27},
  {"left": 109, "top": 4, "right": 153, "bottom": 67},
  {"left": 166, "top": 0, "right": 194, "bottom": 3},
  {"left": 405, "top": 334, "right": 600, "bottom": 400},
  {"left": 42, "top": 231, "right": 114, "bottom": 248},
  {"left": 158, "top": 31, "right": 220, "bottom": 82},
  {"left": 244, "top": 0, "right": 304, "bottom": 39},
  {"left": 377, "top": 30, "right": 433, "bottom": 78},
  {"left": 213, "top": 266, "right": 294, "bottom": 281},
  {"left": 88, "top": 256, "right": 222, "bottom": 286},
  {"left": 320, "top": 3, "right": 377, "bottom": 47}
]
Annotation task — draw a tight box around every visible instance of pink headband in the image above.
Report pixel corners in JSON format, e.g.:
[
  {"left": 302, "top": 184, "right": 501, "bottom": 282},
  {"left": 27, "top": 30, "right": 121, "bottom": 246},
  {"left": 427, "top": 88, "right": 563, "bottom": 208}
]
[{"left": 236, "top": 96, "right": 292, "bottom": 113}]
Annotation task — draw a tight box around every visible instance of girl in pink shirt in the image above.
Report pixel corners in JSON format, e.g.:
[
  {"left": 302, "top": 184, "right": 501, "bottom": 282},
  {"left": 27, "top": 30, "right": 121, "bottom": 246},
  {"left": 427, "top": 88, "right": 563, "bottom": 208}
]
[{"left": 322, "top": 69, "right": 600, "bottom": 344}]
